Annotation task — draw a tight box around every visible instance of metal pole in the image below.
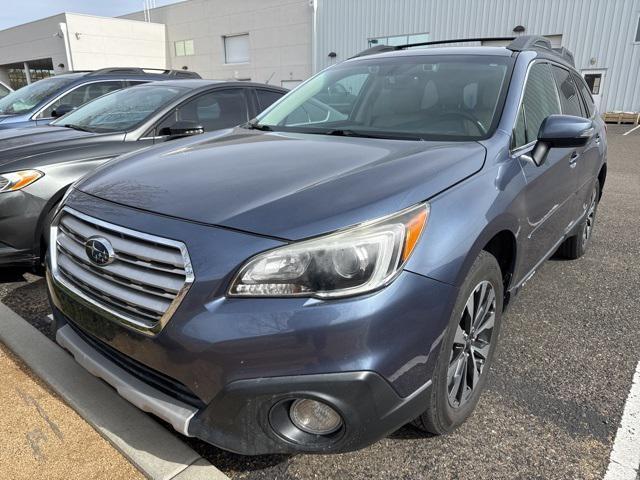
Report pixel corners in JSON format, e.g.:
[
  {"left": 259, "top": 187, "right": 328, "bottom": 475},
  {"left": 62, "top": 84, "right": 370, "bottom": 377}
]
[{"left": 23, "top": 62, "right": 32, "bottom": 84}]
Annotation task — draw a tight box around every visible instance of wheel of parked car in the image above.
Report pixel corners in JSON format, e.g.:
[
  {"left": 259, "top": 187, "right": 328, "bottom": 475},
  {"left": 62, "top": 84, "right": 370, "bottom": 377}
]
[
  {"left": 38, "top": 201, "right": 61, "bottom": 270},
  {"left": 413, "top": 250, "right": 504, "bottom": 435},
  {"left": 557, "top": 181, "right": 600, "bottom": 260}
]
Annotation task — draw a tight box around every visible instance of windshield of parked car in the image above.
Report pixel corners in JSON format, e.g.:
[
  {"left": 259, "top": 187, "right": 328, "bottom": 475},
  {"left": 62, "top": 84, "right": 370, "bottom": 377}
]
[
  {"left": 51, "top": 84, "right": 189, "bottom": 133},
  {"left": 0, "top": 76, "right": 77, "bottom": 115},
  {"left": 254, "top": 54, "right": 512, "bottom": 141}
]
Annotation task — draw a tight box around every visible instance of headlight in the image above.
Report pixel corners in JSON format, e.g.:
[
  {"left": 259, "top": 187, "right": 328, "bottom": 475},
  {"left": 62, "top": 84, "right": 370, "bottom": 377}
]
[
  {"left": 229, "top": 203, "right": 429, "bottom": 298},
  {"left": 0, "top": 170, "right": 44, "bottom": 193}
]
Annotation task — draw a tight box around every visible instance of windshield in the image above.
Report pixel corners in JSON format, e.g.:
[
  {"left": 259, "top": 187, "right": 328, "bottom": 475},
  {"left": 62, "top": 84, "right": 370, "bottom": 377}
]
[
  {"left": 0, "top": 76, "right": 77, "bottom": 115},
  {"left": 255, "top": 55, "right": 512, "bottom": 141},
  {"left": 52, "top": 84, "right": 189, "bottom": 133}
]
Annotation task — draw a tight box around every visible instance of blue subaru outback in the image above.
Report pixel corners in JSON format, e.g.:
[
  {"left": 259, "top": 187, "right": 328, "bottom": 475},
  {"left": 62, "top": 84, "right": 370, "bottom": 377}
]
[{"left": 47, "top": 36, "right": 606, "bottom": 455}]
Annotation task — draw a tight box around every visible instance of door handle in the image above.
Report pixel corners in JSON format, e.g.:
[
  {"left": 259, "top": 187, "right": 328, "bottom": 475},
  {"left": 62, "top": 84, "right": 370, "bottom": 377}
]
[{"left": 569, "top": 151, "right": 579, "bottom": 168}]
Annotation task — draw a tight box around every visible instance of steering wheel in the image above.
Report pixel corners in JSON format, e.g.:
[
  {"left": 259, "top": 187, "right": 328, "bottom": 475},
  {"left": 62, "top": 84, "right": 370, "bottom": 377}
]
[{"left": 437, "top": 111, "right": 486, "bottom": 135}]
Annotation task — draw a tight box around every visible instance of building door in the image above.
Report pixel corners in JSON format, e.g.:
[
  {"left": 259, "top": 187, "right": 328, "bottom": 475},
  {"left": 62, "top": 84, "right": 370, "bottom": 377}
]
[{"left": 581, "top": 70, "right": 606, "bottom": 111}]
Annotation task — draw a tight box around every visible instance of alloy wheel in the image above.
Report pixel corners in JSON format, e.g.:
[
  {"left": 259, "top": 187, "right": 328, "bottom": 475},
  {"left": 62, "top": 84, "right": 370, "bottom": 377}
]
[{"left": 447, "top": 280, "right": 496, "bottom": 409}]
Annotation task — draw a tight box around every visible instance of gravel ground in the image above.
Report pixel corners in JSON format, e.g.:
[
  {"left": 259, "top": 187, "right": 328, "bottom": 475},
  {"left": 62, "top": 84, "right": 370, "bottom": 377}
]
[{"left": 2, "top": 126, "right": 639, "bottom": 479}]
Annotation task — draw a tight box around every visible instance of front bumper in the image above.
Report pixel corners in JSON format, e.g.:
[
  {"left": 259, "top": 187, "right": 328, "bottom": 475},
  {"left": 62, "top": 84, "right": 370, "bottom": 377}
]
[
  {"left": 54, "top": 313, "right": 433, "bottom": 455},
  {"left": 48, "top": 191, "right": 457, "bottom": 454},
  {"left": 0, "top": 189, "right": 49, "bottom": 267}
]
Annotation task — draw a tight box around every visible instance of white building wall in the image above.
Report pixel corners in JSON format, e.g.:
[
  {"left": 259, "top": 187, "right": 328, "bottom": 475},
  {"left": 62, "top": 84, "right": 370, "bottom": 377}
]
[
  {"left": 122, "top": 0, "right": 313, "bottom": 86},
  {"left": 0, "top": 13, "right": 166, "bottom": 84},
  {"left": 0, "top": 14, "right": 68, "bottom": 75},
  {"left": 64, "top": 14, "right": 166, "bottom": 71},
  {"left": 314, "top": 0, "right": 640, "bottom": 112}
]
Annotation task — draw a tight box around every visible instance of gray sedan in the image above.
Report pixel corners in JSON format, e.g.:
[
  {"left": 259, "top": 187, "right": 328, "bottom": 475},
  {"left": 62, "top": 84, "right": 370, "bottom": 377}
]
[{"left": 0, "top": 79, "right": 286, "bottom": 268}]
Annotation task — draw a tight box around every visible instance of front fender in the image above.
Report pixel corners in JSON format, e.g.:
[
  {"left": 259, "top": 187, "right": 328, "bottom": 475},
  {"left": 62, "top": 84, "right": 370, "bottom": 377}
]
[{"left": 405, "top": 158, "right": 525, "bottom": 289}]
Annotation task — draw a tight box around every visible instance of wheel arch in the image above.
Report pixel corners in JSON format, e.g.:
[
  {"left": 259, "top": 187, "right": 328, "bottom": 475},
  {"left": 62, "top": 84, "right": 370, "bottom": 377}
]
[
  {"left": 597, "top": 162, "right": 607, "bottom": 201},
  {"left": 452, "top": 216, "right": 520, "bottom": 307}
]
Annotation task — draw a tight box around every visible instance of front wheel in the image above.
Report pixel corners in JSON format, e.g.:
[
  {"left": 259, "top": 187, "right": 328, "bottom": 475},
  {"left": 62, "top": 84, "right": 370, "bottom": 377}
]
[
  {"left": 558, "top": 181, "right": 600, "bottom": 260},
  {"left": 413, "top": 250, "right": 504, "bottom": 435}
]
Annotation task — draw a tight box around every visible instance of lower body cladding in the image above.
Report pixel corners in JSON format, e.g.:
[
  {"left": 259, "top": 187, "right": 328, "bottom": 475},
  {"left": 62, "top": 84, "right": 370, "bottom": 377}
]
[{"left": 47, "top": 192, "right": 457, "bottom": 454}]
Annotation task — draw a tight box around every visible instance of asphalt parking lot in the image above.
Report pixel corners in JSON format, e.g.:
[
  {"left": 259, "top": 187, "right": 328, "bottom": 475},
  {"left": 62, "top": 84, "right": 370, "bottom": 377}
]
[{"left": 1, "top": 125, "right": 639, "bottom": 480}]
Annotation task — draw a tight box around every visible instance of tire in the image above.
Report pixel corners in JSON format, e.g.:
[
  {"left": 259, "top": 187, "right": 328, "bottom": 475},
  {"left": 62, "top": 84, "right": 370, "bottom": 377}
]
[
  {"left": 557, "top": 181, "right": 600, "bottom": 260},
  {"left": 413, "top": 250, "right": 504, "bottom": 435},
  {"left": 35, "top": 201, "right": 61, "bottom": 274}
]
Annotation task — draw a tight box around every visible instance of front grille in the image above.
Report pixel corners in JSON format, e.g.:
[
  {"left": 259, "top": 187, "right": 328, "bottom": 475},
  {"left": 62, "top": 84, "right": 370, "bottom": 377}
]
[
  {"left": 51, "top": 207, "right": 193, "bottom": 335},
  {"left": 65, "top": 318, "right": 205, "bottom": 408}
]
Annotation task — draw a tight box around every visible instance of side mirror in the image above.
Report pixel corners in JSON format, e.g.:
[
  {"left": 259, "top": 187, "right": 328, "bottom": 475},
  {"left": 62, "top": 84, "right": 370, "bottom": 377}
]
[
  {"left": 159, "top": 121, "right": 204, "bottom": 139},
  {"left": 530, "top": 115, "right": 594, "bottom": 166},
  {"left": 51, "top": 104, "right": 75, "bottom": 118}
]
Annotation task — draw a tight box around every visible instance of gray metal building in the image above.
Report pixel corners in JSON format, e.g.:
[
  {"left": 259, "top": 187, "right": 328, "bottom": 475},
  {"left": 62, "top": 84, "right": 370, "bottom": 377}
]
[{"left": 313, "top": 0, "right": 640, "bottom": 113}]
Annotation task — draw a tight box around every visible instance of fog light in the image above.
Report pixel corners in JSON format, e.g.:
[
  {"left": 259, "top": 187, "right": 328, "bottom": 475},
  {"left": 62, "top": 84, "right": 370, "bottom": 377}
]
[{"left": 289, "top": 399, "right": 342, "bottom": 435}]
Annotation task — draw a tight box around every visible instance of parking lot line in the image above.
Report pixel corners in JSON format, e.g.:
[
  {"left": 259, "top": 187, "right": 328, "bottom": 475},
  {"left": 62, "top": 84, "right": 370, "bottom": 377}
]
[
  {"left": 622, "top": 124, "right": 640, "bottom": 136},
  {"left": 604, "top": 360, "right": 640, "bottom": 480}
]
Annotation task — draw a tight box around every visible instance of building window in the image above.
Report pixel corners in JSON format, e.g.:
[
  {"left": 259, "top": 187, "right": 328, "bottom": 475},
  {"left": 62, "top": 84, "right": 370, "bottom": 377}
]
[
  {"left": 224, "top": 34, "right": 250, "bottom": 64},
  {"left": 175, "top": 39, "right": 195, "bottom": 57},
  {"left": 584, "top": 73, "right": 602, "bottom": 95},
  {"left": 635, "top": 15, "right": 640, "bottom": 42},
  {"left": 369, "top": 33, "right": 429, "bottom": 48}
]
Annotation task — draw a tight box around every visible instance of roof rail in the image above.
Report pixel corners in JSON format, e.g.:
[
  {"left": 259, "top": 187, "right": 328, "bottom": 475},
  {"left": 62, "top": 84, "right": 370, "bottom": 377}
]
[
  {"left": 506, "top": 35, "right": 552, "bottom": 52},
  {"left": 351, "top": 37, "right": 517, "bottom": 58},
  {"left": 351, "top": 35, "right": 575, "bottom": 66},
  {"left": 162, "top": 69, "right": 201, "bottom": 79},
  {"left": 506, "top": 35, "right": 575, "bottom": 66},
  {"left": 86, "top": 67, "right": 201, "bottom": 78},
  {"left": 551, "top": 47, "right": 575, "bottom": 66}
]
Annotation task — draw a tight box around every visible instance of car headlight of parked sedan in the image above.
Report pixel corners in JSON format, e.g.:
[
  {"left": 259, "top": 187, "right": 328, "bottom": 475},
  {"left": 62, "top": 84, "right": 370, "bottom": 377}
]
[
  {"left": 0, "top": 169, "right": 44, "bottom": 193},
  {"left": 229, "top": 202, "right": 429, "bottom": 298}
]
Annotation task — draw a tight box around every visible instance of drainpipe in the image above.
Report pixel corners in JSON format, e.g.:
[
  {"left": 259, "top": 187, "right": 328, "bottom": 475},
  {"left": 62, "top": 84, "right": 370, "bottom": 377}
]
[
  {"left": 59, "top": 22, "right": 74, "bottom": 72},
  {"left": 311, "top": 0, "right": 318, "bottom": 74},
  {"left": 23, "top": 62, "right": 32, "bottom": 84}
]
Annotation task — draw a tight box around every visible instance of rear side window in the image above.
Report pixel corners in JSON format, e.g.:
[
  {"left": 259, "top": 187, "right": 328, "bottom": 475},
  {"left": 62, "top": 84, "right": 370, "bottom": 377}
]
[
  {"left": 40, "top": 81, "right": 123, "bottom": 118},
  {"left": 256, "top": 89, "right": 285, "bottom": 111},
  {"left": 574, "top": 74, "right": 596, "bottom": 117},
  {"left": 513, "top": 62, "right": 561, "bottom": 148},
  {"left": 551, "top": 66, "right": 583, "bottom": 117}
]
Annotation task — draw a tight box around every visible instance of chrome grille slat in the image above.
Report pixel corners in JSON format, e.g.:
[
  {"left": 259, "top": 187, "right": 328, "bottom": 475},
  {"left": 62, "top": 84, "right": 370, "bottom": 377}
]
[
  {"left": 57, "top": 232, "right": 183, "bottom": 295},
  {"left": 59, "top": 222, "right": 187, "bottom": 275},
  {"left": 57, "top": 254, "right": 171, "bottom": 315},
  {"left": 51, "top": 207, "right": 194, "bottom": 336},
  {"left": 57, "top": 243, "right": 177, "bottom": 300},
  {"left": 60, "top": 215, "right": 185, "bottom": 268},
  {"left": 57, "top": 268, "right": 161, "bottom": 323}
]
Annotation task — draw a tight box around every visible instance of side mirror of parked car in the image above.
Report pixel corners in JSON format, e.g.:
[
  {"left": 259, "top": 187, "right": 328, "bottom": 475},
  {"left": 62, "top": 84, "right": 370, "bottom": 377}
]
[
  {"left": 530, "top": 115, "right": 594, "bottom": 166},
  {"left": 51, "top": 104, "right": 75, "bottom": 118},
  {"left": 159, "top": 121, "right": 205, "bottom": 139}
]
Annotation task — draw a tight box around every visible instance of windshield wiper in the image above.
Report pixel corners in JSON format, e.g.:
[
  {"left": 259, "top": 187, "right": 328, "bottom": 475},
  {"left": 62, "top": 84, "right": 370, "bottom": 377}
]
[
  {"left": 244, "top": 120, "right": 272, "bottom": 131},
  {"left": 62, "top": 124, "right": 93, "bottom": 133},
  {"left": 325, "top": 129, "right": 422, "bottom": 141}
]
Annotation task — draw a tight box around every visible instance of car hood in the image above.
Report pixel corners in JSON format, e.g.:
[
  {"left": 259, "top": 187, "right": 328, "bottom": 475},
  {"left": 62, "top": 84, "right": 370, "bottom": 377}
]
[
  {"left": 0, "top": 126, "right": 112, "bottom": 171},
  {"left": 0, "top": 115, "right": 11, "bottom": 123},
  {"left": 77, "top": 129, "right": 486, "bottom": 240}
]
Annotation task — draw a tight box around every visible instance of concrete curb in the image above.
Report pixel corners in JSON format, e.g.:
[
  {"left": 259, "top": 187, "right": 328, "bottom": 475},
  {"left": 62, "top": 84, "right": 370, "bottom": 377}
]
[{"left": 0, "top": 302, "right": 228, "bottom": 480}]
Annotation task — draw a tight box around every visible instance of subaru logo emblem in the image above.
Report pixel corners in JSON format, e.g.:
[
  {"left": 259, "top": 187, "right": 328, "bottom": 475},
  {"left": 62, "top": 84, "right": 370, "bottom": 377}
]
[{"left": 84, "top": 236, "right": 115, "bottom": 266}]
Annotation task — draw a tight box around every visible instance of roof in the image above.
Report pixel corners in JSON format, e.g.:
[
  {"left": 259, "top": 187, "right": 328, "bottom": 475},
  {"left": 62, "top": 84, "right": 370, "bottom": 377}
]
[{"left": 133, "top": 79, "right": 287, "bottom": 90}]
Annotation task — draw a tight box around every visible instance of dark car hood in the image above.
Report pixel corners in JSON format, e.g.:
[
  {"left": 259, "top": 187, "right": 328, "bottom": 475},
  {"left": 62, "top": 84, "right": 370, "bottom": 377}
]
[
  {"left": 0, "top": 126, "right": 120, "bottom": 171},
  {"left": 77, "top": 129, "right": 486, "bottom": 240}
]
